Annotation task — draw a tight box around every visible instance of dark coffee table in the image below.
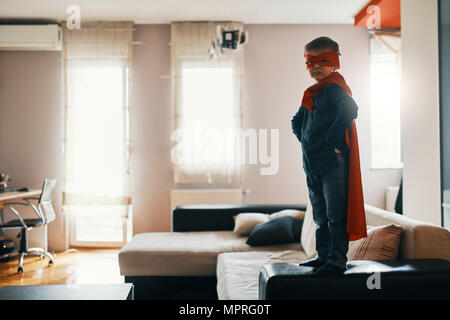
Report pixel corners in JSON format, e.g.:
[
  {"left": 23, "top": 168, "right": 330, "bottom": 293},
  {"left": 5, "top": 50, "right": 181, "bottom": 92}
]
[{"left": 0, "top": 283, "right": 134, "bottom": 300}]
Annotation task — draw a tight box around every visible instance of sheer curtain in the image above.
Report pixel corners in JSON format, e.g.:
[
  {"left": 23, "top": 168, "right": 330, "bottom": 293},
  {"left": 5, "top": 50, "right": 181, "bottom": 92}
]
[
  {"left": 171, "top": 21, "right": 245, "bottom": 184},
  {"left": 371, "top": 29, "right": 401, "bottom": 53},
  {"left": 369, "top": 28, "right": 402, "bottom": 169},
  {"left": 62, "top": 21, "right": 133, "bottom": 244}
]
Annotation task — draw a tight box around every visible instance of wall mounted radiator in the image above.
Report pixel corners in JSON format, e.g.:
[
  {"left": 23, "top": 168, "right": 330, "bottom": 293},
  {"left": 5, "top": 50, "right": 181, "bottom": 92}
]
[
  {"left": 170, "top": 189, "right": 248, "bottom": 213},
  {"left": 385, "top": 186, "right": 400, "bottom": 212}
]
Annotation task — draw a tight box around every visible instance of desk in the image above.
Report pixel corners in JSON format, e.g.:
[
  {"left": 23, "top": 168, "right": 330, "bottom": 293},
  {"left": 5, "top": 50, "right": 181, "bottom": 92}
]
[
  {"left": 0, "top": 189, "right": 41, "bottom": 236},
  {"left": 0, "top": 189, "right": 41, "bottom": 208}
]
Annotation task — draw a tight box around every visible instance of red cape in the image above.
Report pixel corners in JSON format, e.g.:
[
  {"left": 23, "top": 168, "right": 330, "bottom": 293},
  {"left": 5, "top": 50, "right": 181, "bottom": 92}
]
[{"left": 301, "top": 71, "right": 367, "bottom": 241}]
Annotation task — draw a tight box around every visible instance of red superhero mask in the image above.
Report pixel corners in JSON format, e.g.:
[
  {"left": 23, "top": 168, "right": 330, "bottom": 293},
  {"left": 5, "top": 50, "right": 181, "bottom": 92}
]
[{"left": 304, "top": 51, "right": 340, "bottom": 69}]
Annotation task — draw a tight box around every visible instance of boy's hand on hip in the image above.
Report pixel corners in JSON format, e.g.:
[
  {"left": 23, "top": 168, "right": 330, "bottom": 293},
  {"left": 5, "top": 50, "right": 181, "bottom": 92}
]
[{"left": 325, "top": 138, "right": 342, "bottom": 153}]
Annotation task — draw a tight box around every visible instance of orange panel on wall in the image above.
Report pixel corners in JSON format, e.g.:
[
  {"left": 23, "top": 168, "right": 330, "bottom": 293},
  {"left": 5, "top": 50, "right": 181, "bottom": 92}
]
[{"left": 354, "top": 0, "right": 401, "bottom": 28}]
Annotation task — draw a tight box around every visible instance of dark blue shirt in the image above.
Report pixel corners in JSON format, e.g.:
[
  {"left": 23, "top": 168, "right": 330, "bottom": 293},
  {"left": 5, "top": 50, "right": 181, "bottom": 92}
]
[{"left": 291, "top": 83, "right": 358, "bottom": 176}]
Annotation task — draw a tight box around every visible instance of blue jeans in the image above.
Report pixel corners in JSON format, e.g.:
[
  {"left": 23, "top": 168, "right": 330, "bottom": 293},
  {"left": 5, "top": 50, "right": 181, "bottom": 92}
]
[{"left": 306, "top": 151, "right": 349, "bottom": 269}]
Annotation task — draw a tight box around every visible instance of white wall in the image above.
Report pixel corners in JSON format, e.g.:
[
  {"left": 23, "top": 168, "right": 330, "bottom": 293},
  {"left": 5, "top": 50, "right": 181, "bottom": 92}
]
[
  {"left": 401, "top": 0, "right": 441, "bottom": 225},
  {"left": 130, "top": 24, "right": 402, "bottom": 235},
  {"left": 0, "top": 23, "right": 404, "bottom": 250},
  {"left": 130, "top": 25, "right": 173, "bottom": 234},
  {"left": 243, "top": 24, "right": 402, "bottom": 208},
  {"left": 0, "top": 51, "right": 66, "bottom": 251}
]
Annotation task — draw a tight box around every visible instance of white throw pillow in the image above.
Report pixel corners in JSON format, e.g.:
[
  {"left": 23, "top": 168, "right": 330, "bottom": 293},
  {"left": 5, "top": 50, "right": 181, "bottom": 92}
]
[
  {"left": 268, "top": 209, "right": 305, "bottom": 220},
  {"left": 233, "top": 213, "right": 270, "bottom": 236},
  {"left": 300, "top": 199, "right": 317, "bottom": 259}
]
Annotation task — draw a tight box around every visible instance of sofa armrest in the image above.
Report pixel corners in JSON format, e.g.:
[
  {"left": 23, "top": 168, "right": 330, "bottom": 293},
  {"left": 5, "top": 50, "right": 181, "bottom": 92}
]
[
  {"left": 259, "top": 259, "right": 450, "bottom": 300},
  {"left": 172, "top": 204, "right": 307, "bottom": 232}
]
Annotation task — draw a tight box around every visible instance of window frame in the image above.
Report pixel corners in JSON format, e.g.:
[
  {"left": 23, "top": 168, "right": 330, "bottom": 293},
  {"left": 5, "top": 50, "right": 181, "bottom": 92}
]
[
  {"left": 65, "top": 61, "right": 132, "bottom": 248},
  {"left": 369, "top": 36, "right": 403, "bottom": 170},
  {"left": 173, "top": 57, "right": 243, "bottom": 176}
]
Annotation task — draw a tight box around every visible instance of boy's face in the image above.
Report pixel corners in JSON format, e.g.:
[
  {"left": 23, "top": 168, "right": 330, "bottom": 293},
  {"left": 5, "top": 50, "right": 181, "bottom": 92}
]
[{"left": 305, "top": 48, "right": 338, "bottom": 82}]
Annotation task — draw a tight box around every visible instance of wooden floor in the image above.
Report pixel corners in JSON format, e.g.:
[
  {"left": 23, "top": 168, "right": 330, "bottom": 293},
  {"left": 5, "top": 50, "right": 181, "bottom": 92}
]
[{"left": 0, "top": 248, "right": 124, "bottom": 287}]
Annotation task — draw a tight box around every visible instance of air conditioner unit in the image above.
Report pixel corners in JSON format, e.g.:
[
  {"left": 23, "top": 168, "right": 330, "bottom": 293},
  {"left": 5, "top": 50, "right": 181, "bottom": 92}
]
[{"left": 0, "top": 24, "right": 62, "bottom": 51}]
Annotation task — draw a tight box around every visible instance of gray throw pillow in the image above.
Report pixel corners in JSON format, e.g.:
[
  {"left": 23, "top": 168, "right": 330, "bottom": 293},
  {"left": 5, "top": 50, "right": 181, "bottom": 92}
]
[{"left": 246, "top": 216, "right": 303, "bottom": 246}]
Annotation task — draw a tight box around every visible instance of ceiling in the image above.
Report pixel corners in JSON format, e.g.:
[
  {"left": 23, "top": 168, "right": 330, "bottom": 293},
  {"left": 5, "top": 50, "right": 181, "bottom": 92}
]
[{"left": 0, "top": 0, "right": 369, "bottom": 24}]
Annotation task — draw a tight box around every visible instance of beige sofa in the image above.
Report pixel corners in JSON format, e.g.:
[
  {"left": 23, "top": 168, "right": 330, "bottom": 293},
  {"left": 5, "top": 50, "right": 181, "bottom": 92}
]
[
  {"left": 118, "top": 202, "right": 449, "bottom": 299},
  {"left": 216, "top": 202, "right": 450, "bottom": 300},
  {"left": 118, "top": 231, "right": 301, "bottom": 277}
]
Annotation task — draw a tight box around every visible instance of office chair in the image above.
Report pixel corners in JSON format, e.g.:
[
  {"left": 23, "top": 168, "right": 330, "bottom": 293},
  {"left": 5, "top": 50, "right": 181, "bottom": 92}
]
[{"left": 0, "top": 179, "right": 57, "bottom": 273}]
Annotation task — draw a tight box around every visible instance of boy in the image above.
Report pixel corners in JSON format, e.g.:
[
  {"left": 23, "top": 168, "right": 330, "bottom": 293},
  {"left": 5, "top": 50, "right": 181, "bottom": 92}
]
[{"left": 291, "top": 36, "right": 366, "bottom": 274}]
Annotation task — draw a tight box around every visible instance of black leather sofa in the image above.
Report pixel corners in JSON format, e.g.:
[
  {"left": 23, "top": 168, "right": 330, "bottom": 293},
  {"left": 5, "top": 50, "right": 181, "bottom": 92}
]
[{"left": 259, "top": 259, "right": 450, "bottom": 300}]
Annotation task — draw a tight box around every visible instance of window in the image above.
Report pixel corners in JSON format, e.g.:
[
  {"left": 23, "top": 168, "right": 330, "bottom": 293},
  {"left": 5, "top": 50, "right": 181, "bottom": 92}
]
[
  {"left": 370, "top": 36, "right": 402, "bottom": 169},
  {"left": 62, "top": 22, "right": 133, "bottom": 247},
  {"left": 180, "top": 63, "right": 236, "bottom": 167},
  {"left": 170, "top": 21, "right": 245, "bottom": 184},
  {"left": 65, "top": 63, "right": 132, "bottom": 246}
]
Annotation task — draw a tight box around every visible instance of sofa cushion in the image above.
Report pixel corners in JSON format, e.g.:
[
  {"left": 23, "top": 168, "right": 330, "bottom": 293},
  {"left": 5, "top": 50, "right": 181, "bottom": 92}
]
[
  {"left": 233, "top": 213, "right": 270, "bottom": 236},
  {"left": 299, "top": 201, "right": 450, "bottom": 261},
  {"left": 118, "top": 231, "right": 301, "bottom": 276},
  {"left": 216, "top": 250, "right": 305, "bottom": 300},
  {"left": 246, "top": 216, "right": 303, "bottom": 246},
  {"left": 300, "top": 199, "right": 317, "bottom": 259},
  {"left": 364, "top": 204, "right": 450, "bottom": 260},
  {"left": 268, "top": 209, "right": 305, "bottom": 220},
  {"left": 348, "top": 224, "right": 403, "bottom": 260}
]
